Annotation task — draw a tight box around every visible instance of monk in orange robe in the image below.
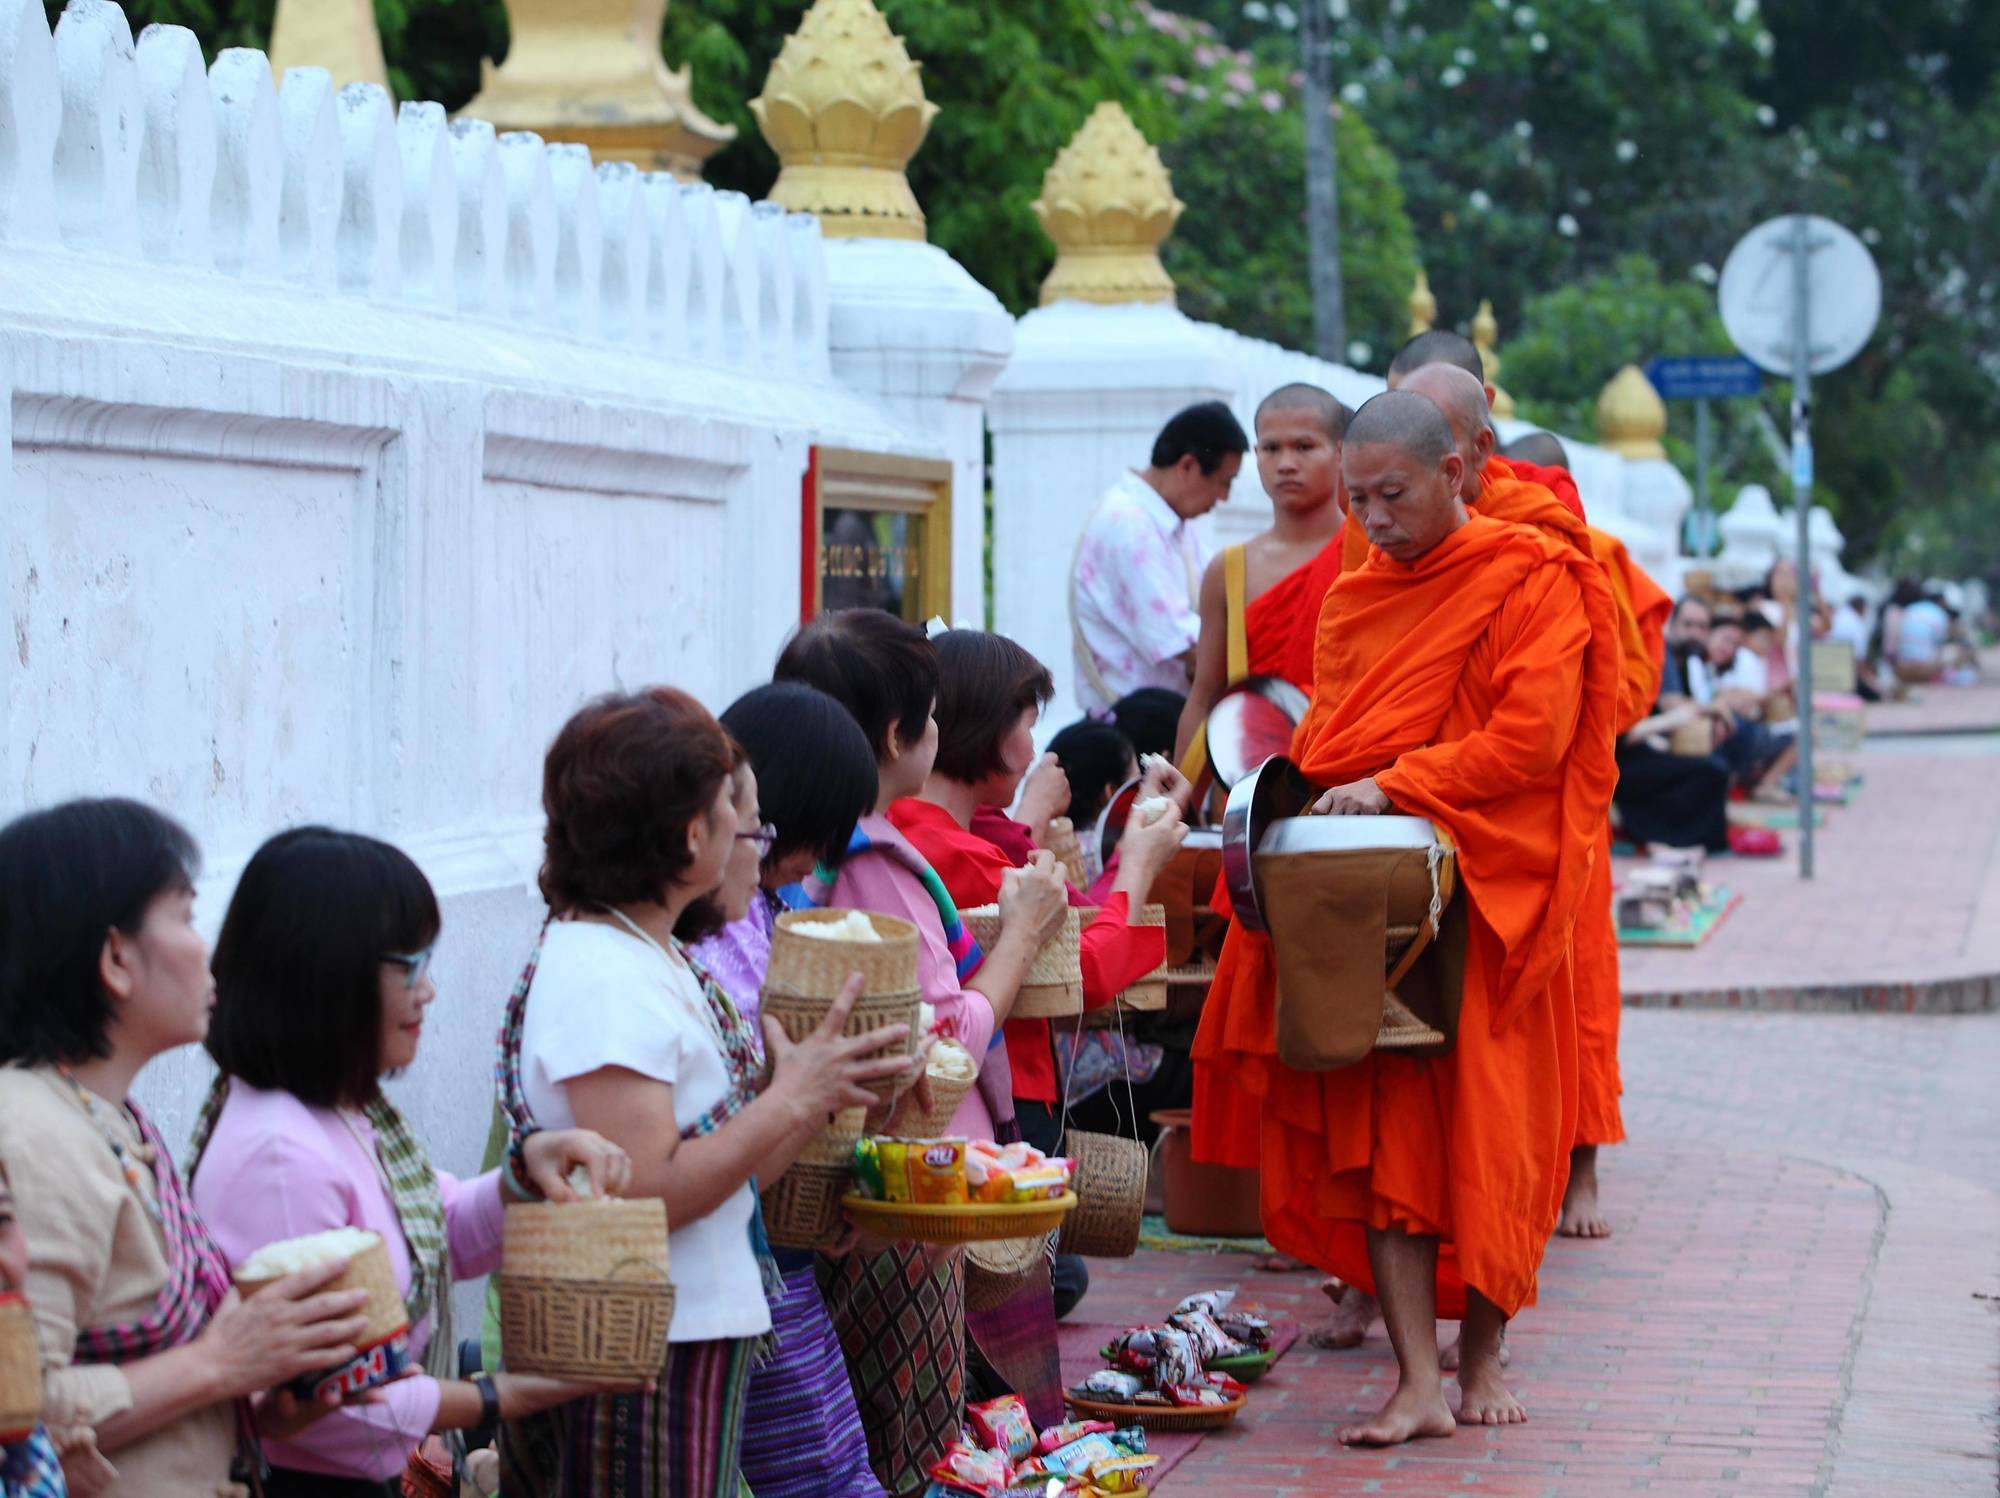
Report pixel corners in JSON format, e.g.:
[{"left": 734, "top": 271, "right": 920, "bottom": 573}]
[
  {"left": 1179, "top": 384, "right": 1350, "bottom": 1175},
  {"left": 1208, "top": 391, "right": 1619, "bottom": 1443}
]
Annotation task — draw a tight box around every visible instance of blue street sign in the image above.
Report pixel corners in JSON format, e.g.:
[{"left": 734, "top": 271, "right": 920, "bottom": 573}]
[{"left": 1642, "top": 355, "right": 1763, "bottom": 400}]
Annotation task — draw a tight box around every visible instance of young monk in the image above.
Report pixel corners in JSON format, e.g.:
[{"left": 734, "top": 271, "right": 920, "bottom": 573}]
[
  {"left": 1204, "top": 391, "right": 1619, "bottom": 1444},
  {"left": 1181, "top": 384, "right": 1350, "bottom": 1184}
]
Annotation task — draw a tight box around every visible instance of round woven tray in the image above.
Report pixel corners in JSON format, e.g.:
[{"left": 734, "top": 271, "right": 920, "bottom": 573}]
[
  {"left": 963, "top": 904, "right": 1083, "bottom": 1018},
  {"left": 763, "top": 909, "right": 922, "bottom": 1099},
  {"left": 841, "top": 1192, "right": 1077, "bottom": 1245},
  {"left": 964, "top": 1232, "right": 1046, "bottom": 1313},
  {"left": 238, "top": 1232, "right": 410, "bottom": 1348},
  {"left": 0, "top": 1293, "right": 42, "bottom": 1443},
  {"left": 1056, "top": 1130, "right": 1146, "bottom": 1259},
  {"left": 762, "top": 1108, "right": 866, "bottom": 1251},
  {"left": 498, "top": 1198, "right": 674, "bottom": 1379},
  {"left": 1063, "top": 1390, "right": 1247, "bottom": 1431}
]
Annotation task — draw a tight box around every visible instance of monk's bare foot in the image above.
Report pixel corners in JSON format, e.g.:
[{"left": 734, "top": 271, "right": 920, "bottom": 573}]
[
  {"left": 1439, "top": 1327, "right": 1508, "bottom": 1371},
  {"left": 1338, "top": 1381, "right": 1455, "bottom": 1447},
  {"left": 1454, "top": 1353, "right": 1527, "bottom": 1427},
  {"left": 1253, "top": 1252, "right": 1308, "bottom": 1272},
  {"left": 1557, "top": 1145, "right": 1612, "bottom": 1239},
  {"left": 1310, "top": 1288, "right": 1380, "bottom": 1349}
]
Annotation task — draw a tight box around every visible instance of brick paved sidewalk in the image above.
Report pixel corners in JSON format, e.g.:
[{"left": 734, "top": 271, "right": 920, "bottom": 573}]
[
  {"left": 1084, "top": 1011, "right": 1999, "bottom": 1497},
  {"left": 1617, "top": 743, "right": 2000, "bottom": 1009}
]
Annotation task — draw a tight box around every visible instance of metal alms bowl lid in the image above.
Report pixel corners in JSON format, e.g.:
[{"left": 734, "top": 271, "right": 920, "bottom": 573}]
[{"left": 1258, "top": 816, "right": 1441, "bottom": 855}]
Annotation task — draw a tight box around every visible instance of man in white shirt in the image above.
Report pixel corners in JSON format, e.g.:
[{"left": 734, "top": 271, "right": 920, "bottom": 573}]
[{"left": 1070, "top": 401, "right": 1250, "bottom": 715}]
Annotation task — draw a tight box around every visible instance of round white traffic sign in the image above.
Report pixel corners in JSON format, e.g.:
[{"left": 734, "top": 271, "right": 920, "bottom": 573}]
[{"left": 1718, "top": 214, "right": 1881, "bottom": 377}]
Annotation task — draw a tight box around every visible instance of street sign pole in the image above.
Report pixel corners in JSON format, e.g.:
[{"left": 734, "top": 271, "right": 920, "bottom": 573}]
[
  {"left": 1788, "top": 214, "right": 1816, "bottom": 881},
  {"left": 1694, "top": 396, "right": 1712, "bottom": 558}
]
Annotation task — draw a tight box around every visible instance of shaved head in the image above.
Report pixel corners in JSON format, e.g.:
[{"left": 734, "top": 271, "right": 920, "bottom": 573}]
[
  {"left": 1387, "top": 329, "right": 1485, "bottom": 384},
  {"left": 1255, "top": 382, "right": 1353, "bottom": 443},
  {"left": 1397, "top": 363, "right": 1493, "bottom": 502},
  {"left": 1503, "top": 431, "right": 1569, "bottom": 470},
  {"left": 1341, "top": 392, "right": 1469, "bottom": 563}
]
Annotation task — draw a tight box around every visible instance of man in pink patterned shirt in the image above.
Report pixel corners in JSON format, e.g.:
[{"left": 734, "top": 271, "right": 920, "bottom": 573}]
[{"left": 1071, "top": 401, "right": 1250, "bottom": 715}]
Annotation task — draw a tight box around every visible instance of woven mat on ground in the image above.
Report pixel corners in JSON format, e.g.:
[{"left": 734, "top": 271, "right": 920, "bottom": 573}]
[
  {"left": 1055, "top": 1318, "right": 1300, "bottom": 1484},
  {"left": 1136, "top": 1214, "right": 1275, "bottom": 1257},
  {"left": 1618, "top": 886, "right": 1742, "bottom": 948}
]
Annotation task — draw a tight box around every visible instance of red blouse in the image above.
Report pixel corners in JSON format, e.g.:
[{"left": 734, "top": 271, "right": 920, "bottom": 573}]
[{"left": 887, "top": 799, "right": 1166, "bottom": 1104}]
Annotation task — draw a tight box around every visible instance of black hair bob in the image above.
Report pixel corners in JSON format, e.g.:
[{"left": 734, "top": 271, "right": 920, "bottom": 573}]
[{"left": 207, "top": 826, "right": 440, "bottom": 1109}]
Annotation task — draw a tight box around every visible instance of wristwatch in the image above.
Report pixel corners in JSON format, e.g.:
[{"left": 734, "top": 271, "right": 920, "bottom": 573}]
[{"left": 473, "top": 1373, "right": 501, "bottom": 1429}]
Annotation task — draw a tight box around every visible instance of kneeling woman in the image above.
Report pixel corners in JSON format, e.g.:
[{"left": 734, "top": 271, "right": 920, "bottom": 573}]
[
  {"left": 191, "top": 827, "right": 632, "bottom": 1497},
  {"left": 500, "top": 688, "right": 911, "bottom": 1498}
]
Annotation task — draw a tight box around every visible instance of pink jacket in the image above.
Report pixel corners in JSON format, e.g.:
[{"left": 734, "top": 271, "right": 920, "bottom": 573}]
[{"left": 189, "top": 1081, "right": 505, "bottom": 1481}]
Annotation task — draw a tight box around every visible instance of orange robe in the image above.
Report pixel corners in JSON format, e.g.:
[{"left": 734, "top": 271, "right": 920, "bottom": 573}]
[
  {"left": 1206, "top": 515, "right": 1620, "bottom": 1317},
  {"left": 1190, "top": 530, "right": 1346, "bottom": 1169}
]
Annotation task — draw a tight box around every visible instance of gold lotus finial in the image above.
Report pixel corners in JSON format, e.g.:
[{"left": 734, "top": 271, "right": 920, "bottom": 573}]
[
  {"left": 1033, "top": 102, "right": 1183, "bottom": 307},
  {"left": 269, "top": 0, "right": 389, "bottom": 91},
  {"left": 1472, "top": 297, "right": 1516, "bottom": 418},
  {"left": 751, "top": 0, "right": 938, "bottom": 241},
  {"left": 462, "top": 0, "right": 734, "bottom": 182},
  {"left": 1596, "top": 365, "right": 1668, "bottom": 459},
  {"left": 1408, "top": 269, "right": 1437, "bottom": 335}
]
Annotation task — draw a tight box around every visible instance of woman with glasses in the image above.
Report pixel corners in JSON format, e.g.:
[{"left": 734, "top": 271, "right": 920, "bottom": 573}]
[
  {"left": 683, "top": 682, "right": 888, "bottom": 1498},
  {"left": 189, "top": 827, "right": 634, "bottom": 1497}
]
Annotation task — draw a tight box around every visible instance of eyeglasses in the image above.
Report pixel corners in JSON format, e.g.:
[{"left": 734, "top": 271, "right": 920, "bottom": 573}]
[
  {"left": 737, "top": 822, "right": 779, "bottom": 857},
  {"left": 383, "top": 945, "right": 435, "bottom": 989}
]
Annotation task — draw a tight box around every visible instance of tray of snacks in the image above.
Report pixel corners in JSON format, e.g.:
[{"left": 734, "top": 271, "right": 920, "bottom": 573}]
[
  {"left": 1064, "top": 1375, "right": 1246, "bottom": 1432},
  {"left": 931, "top": 1394, "right": 1159, "bottom": 1496},
  {"left": 844, "top": 1136, "right": 1078, "bottom": 1244}
]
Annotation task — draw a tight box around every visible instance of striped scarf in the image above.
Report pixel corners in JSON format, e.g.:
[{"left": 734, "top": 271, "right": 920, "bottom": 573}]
[
  {"left": 0, "top": 1428, "right": 64, "bottom": 1498},
  {"left": 188, "top": 1078, "right": 453, "bottom": 1370},
  {"left": 73, "top": 1100, "right": 232, "bottom": 1363}
]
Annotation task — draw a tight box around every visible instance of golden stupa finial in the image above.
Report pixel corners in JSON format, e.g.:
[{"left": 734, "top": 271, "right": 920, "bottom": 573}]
[
  {"left": 1472, "top": 297, "right": 1517, "bottom": 419},
  {"left": 269, "top": 0, "right": 389, "bottom": 91},
  {"left": 751, "top": 0, "right": 938, "bottom": 242},
  {"left": 1033, "top": 102, "right": 1183, "bottom": 307},
  {"left": 1408, "top": 268, "right": 1436, "bottom": 336},
  {"left": 462, "top": 0, "right": 734, "bottom": 182},
  {"left": 1596, "top": 365, "right": 1668, "bottom": 459}
]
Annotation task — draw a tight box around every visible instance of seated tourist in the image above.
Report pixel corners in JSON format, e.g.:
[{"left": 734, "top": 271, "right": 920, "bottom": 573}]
[
  {"left": 190, "top": 826, "right": 633, "bottom": 1497},
  {"left": 1885, "top": 579, "right": 1950, "bottom": 684},
  {"left": 0, "top": 799, "right": 379, "bottom": 1498},
  {"left": 775, "top": 608, "right": 1070, "bottom": 1479},
  {"left": 496, "top": 688, "right": 912, "bottom": 1498},
  {"left": 684, "top": 682, "right": 890, "bottom": 1498}
]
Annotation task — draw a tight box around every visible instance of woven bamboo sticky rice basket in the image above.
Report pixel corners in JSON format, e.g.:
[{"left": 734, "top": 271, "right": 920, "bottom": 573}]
[
  {"left": 963, "top": 904, "right": 1083, "bottom": 1018},
  {"left": 762, "top": 1107, "right": 868, "bottom": 1251},
  {"left": 1111, "top": 903, "right": 1169, "bottom": 1012},
  {"left": 762, "top": 909, "right": 922, "bottom": 1100},
  {"left": 965, "top": 1231, "right": 1046, "bottom": 1313},
  {"left": 904, "top": 1042, "right": 977, "bottom": 1138},
  {"left": 842, "top": 1192, "right": 1076, "bottom": 1245},
  {"left": 1055, "top": 1130, "right": 1147, "bottom": 1259},
  {"left": 238, "top": 1231, "right": 410, "bottom": 1350},
  {"left": 499, "top": 1199, "right": 673, "bottom": 1380},
  {"left": 0, "top": 1293, "right": 41, "bottom": 1443}
]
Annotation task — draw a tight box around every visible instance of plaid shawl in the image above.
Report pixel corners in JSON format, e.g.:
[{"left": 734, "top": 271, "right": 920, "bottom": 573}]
[
  {"left": 72, "top": 1100, "right": 232, "bottom": 1365},
  {"left": 188, "top": 1077, "right": 454, "bottom": 1376},
  {"left": 0, "top": 1428, "right": 64, "bottom": 1498},
  {"left": 804, "top": 825, "right": 985, "bottom": 981}
]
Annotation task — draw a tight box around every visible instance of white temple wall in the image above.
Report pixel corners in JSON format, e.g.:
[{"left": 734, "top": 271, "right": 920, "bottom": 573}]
[{"left": 0, "top": 0, "right": 949, "bottom": 1241}]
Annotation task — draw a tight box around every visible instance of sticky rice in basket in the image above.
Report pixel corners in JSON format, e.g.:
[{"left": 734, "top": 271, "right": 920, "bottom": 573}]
[{"left": 236, "top": 1228, "right": 412, "bottom": 1400}]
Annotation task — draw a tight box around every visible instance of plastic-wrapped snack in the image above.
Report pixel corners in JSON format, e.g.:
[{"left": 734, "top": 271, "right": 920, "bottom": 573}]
[
  {"left": 1150, "top": 1325, "right": 1201, "bottom": 1387},
  {"left": 1032, "top": 1420, "right": 1114, "bottom": 1456},
  {"left": 1110, "top": 1427, "right": 1147, "bottom": 1454},
  {"left": 1131, "top": 1390, "right": 1171, "bottom": 1406},
  {"left": 1078, "top": 1369, "right": 1144, "bottom": 1402},
  {"left": 1037, "top": 1432, "right": 1124, "bottom": 1475},
  {"left": 851, "top": 1138, "right": 885, "bottom": 1200},
  {"left": 1216, "top": 1310, "right": 1273, "bottom": 1351},
  {"left": 877, "top": 1140, "right": 914, "bottom": 1203},
  {"left": 927, "top": 1441, "right": 1011, "bottom": 1496},
  {"left": 966, "top": 1393, "right": 1036, "bottom": 1462},
  {"left": 1163, "top": 1383, "right": 1236, "bottom": 1408},
  {"left": 1082, "top": 1454, "right": 1159, "bottom": 1494},
  {"left": 1173, "top": 1289, "right": 1235, "bottom": 1318},
  {"left": 1005, "top": 1162, "right": 1071, "bottom": 1202},
  {"left": 1169, "top": 1307, "right": 1249, "bottom": 1362},
  {"left": 910, "top": 1139, "right": 970, "bottom": 1205},
  {"left": 1104, "top": 1327, "right": 1158, "bottom": 1376}
]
